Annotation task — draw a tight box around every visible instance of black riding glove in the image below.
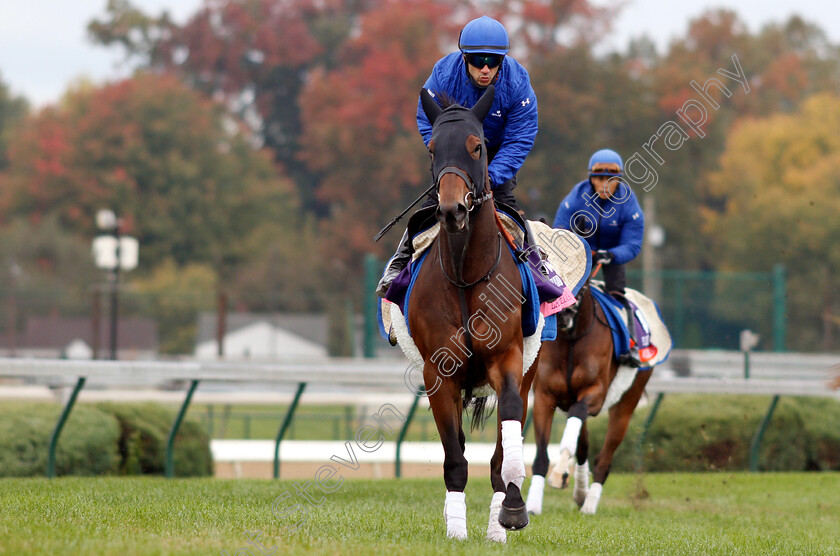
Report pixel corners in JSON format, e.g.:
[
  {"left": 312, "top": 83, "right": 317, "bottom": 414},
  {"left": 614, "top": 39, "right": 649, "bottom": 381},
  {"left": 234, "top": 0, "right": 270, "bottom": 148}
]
[{"left": 593, "top": 250, "right": 614, "bottom": 265}]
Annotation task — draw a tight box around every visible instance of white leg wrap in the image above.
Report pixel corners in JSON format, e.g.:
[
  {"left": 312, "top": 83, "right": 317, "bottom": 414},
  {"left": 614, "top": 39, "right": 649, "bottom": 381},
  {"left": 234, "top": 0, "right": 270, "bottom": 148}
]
[
  {"left": 525, "top": 475, "right": 545, "bottom": 515},
  {"left": 444, "top": 491, "right": 467, "bottom": 539},
  {"left": 573, "top": 460, "right": 589, "bottom": 507},
  {"left": 486, "top": 491, "right": 507, "bottom": 543},
  {"left": 580, "top": 482, "right": 603, "bottom": 515},
  {"left": 559, "top": 416, "right": 583, "bottom": 457},
  {"left": 501, "top": 420, "right": 525, "bottom": 489}
]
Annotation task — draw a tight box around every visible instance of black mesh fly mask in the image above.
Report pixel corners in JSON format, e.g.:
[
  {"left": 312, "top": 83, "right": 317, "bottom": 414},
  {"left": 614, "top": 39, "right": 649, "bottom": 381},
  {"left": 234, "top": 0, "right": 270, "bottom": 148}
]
[
  {"left": 421, "top": 86, "right": 495, "bottom": 215},
  {"left": 420, "top": 86, "right": 501, "bottom": 288}
]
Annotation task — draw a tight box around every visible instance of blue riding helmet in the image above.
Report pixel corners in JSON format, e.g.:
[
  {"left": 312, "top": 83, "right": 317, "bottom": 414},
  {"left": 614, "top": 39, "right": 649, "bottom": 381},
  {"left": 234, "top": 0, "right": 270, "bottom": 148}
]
[
  {"left": 458, "top": 16, "right": 510, "bottom": 56},
  {"left": 588, "top": 149, "right": 623, "bottom": 171}
]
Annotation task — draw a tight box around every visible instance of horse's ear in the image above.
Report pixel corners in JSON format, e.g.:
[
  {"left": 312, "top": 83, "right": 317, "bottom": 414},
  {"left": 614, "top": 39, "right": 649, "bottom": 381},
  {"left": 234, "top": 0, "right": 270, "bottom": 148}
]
[
  {"left": 471, "top": 85, "right": 495, "bottom": 122},
  {"left": 420, "top": 88, "right": 442, "bottom": 125}
]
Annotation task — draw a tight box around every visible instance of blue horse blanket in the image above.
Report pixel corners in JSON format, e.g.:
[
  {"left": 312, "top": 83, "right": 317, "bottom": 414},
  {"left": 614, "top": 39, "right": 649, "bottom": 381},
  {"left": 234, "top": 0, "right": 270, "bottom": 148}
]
[
  {"left": 378, "top": 246, "right": 557, "bottom": 342},
  {"left": 589, "top": 286, "right": 631, "bottom": 359}
]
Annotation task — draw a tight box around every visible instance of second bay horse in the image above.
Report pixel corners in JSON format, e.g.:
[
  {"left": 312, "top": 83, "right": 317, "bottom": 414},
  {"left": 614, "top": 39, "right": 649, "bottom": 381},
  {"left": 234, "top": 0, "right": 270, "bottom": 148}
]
[{"left": 525, "top": 277, "right": 653, "bottom": 515}]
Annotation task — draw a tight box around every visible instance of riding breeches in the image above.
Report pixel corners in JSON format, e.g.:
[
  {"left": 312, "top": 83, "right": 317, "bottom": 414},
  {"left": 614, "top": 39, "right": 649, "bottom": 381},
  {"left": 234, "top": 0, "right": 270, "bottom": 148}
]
[{"left": 603, "top": 263, "right": 626, "bottom": 297}]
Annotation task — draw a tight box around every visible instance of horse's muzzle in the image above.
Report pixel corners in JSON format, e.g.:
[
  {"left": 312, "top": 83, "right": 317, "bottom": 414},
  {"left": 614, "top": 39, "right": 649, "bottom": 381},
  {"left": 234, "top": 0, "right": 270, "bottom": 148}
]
[{"left": 436, "top": 201, "right": 468, "bottom": 233}]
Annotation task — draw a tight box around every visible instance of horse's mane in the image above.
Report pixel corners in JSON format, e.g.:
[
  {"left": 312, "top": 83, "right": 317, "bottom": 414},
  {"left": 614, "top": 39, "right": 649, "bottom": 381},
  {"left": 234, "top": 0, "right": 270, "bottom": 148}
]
[{"left": 434, "top": 91, "right": 458, "bottom": 109}]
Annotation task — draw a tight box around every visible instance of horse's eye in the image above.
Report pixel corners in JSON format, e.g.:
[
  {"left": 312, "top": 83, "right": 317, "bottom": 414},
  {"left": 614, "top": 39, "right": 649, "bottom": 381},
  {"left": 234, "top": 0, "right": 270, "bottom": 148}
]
[{"left": 473, "top": 144, "right": 481, "bottom": 155}]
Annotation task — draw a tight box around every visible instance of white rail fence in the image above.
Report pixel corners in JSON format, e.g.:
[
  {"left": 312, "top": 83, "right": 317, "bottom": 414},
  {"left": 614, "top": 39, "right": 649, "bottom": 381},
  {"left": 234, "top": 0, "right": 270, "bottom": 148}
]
[{"left": 1, "top": 351, "right": 838, "bottom": 477}]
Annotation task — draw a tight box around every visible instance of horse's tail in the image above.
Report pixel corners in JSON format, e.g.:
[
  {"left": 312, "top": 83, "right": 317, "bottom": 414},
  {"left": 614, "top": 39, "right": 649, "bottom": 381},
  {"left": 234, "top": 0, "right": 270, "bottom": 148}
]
[{"left": 464, "top": 391, "right": 495, "bottom": 431}]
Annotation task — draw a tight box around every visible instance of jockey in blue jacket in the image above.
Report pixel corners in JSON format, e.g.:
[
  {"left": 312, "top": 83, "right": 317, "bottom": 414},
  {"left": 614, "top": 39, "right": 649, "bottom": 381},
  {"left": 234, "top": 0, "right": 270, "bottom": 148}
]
[
  {"left": 554, "top": 149, "right": 645, "bottom": 366},
  {"left": 376, "top": 15, "right": 538, "bottom": 299}
]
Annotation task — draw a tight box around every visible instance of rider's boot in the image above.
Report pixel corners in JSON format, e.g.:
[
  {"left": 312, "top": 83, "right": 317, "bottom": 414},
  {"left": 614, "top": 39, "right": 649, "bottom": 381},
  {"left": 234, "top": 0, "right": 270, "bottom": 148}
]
[
  {"left": 614, "top": 294, "right": 642, "bottom": 368},
  {"left": 375, "top": 229, "right": 412, "bottom": 299},
  {"left": 520, "top": 217, "right": 558, "bottom": 280}
]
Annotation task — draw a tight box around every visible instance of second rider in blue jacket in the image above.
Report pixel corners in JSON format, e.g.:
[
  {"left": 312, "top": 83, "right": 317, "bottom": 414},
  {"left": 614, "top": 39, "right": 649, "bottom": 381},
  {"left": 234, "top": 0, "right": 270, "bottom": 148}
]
[{"left": 554, "top": 149, "right": 645, "bottom": 366}]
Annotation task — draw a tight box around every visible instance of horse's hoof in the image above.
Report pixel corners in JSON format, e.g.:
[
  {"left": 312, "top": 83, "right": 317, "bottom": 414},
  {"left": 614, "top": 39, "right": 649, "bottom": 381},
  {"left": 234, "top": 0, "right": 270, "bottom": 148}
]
[
  {"left": 560, "top": 472, "right": 570, "bottom": 489},
  {"left": 498, "top": 485, "right": 529, "bottom": 530},
  {"left": 499, "top": 504, "right": 529, "bottom": 530},
  {"left": 547, "top": 465, "right": 564, "bottom": 489}
]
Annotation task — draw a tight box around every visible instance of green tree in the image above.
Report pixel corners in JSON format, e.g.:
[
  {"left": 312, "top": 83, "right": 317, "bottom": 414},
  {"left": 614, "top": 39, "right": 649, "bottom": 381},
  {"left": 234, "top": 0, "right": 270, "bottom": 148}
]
[
  {"left": 524, "top": 45, "right": 658, "bottom": 219},
  {"left": 0, "top": 215, "right": 101, "bottom": 325},
  {"left": 131, "top": 259, "right": 217, "bottom": 354},
  {"left": 0, "top": 73, "right": 29, "bottom": 170}
]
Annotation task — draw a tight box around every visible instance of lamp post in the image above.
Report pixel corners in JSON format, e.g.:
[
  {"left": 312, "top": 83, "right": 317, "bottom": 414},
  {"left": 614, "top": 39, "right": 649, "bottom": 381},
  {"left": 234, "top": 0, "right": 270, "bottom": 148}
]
[
  {"left": 93, "top": 210, "right": 138, "bottom": 361},
  {"left": 97, "top": 210, "right": 121, "bottom": 360},
  {"left": 642, "top": 195, "right": 665, "bottom": 305},
  {"left": 7, "top": 261, "right": 21, "bottom": 356}
]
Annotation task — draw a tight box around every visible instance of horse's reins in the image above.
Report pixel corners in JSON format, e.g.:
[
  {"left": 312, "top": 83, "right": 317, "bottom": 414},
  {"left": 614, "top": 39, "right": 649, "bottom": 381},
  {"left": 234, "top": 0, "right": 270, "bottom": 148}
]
[
  {"left": 560, "top": 257, "right": 609, "bottom": 390},
  {"left": 435, "top": 166, "right": 500, "bottom": 289},
  {"left": 373, "top": 183, "right": 437, "bottom": 242},
  {"left": 559, "top": 260, "right": 603, "bottom": 342},
  {"left": 435, "top": 166, "right": 500, "bottom": 365}
]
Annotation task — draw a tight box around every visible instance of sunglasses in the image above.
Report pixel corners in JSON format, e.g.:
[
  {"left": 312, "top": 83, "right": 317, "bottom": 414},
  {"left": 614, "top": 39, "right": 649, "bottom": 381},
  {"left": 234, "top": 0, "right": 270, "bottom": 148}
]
[
  {"left": 589, "top": 167, "right": 622, "bottom": 177},
  {"left": 465, "top": 53, "right": 504, "bottom": 69}
]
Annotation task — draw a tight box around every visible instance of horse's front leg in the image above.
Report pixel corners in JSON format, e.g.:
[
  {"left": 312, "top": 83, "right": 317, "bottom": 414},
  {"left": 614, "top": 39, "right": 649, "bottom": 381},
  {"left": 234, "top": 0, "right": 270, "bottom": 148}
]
[
  {"left": 488, "top": 356, "right": 534, "bottom": 541},
  {"left": 526, "top": 382, "right": 555, "bottom": 515},
  {"left": 426, "top": 367, "right": 468, "bottom": 539},
  {"left": 584, "top": 371, "right": 651, "bottom": 514},
  {"left": 492, "top": 357, "right": 529, "bottom": 532},
  {"left": 548, "top": 399, "right": 589, "bottom": 489},
  {"left": 573, "top": 422, "right": 591, "bottom": 507}
]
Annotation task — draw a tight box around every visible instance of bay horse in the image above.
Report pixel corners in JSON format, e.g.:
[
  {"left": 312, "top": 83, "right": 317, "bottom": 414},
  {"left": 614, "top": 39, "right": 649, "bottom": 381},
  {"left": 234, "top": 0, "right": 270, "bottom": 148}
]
[
  {"left": 408, "top": 86, "right": 535, "bottom": 542},
  {"left": 525, "top": 272, "right": 652, "bottom": 515}
]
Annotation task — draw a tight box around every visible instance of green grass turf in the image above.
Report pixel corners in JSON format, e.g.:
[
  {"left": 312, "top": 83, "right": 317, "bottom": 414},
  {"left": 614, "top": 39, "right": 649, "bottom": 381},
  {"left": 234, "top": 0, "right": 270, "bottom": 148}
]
[{"left": 1, "top": 473, "right": 838, "bottom": 555}]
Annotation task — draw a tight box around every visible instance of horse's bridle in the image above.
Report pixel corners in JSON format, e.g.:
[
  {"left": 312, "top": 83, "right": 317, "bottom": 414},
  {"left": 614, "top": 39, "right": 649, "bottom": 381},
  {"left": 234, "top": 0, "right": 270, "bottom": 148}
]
[
  {"left": 435, "top": 164, "right": 500, "bottom": 288},
  {"left": 435, "top": 166, "right": 493, "bottom": 211}
]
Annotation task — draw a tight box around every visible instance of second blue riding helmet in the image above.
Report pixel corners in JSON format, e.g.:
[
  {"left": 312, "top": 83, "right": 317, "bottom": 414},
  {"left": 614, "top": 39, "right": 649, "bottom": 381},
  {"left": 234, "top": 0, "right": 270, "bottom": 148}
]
[{"left": 588, "top": 149, "right": 623, "bottom": 176}]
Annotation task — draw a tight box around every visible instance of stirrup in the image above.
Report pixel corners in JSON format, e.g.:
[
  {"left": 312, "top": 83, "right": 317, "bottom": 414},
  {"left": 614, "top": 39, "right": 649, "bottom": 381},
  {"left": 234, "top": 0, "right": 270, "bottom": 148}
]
[
  {"left": 618, "top": 346, "right": 641, "bottom": 368},
  {"left": 376, "top": 232, "right": 412, "bottom": 299}
]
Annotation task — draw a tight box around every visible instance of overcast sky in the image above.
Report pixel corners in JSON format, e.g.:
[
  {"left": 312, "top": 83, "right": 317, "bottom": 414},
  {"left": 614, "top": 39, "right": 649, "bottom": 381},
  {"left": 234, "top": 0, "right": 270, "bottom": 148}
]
[{"left": 1, "top": 0, "right": 838, "bottom": 107}]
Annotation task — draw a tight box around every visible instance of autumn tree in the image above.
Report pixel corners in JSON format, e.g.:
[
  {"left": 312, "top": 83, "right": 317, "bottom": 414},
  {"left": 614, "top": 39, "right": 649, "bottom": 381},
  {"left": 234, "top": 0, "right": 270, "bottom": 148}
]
[
  {"left": 297, "top": 0, "right": 459, "bottom": 276},
  {"left": 0, "top": 73, "right": 298, "bottom": 282},
  {"left": 636, "top": 11, "right": 840, "bottom": 270},
  {"left": 700, "top": 94, "right": 840, "bottom": 350},
  {"left": 88, "top": 0, "right": 375, "bottom": 215}
]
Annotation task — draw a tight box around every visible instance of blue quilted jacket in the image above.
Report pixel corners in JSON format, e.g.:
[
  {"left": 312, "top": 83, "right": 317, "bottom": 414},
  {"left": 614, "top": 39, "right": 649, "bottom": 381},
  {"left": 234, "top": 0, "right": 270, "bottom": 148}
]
[
  {"left": 416, "top": 52, "right": 538, "bottom": 189},
  {"left": 553, "top": 180, "right": 645, "bottom": 265}
]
